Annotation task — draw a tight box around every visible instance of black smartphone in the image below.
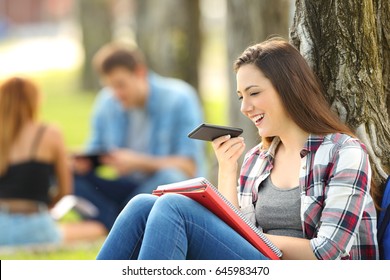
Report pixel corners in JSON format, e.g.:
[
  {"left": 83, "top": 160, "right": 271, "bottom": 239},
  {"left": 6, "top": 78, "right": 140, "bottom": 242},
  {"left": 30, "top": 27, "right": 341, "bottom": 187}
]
[
  {"left": 188, "top": 123, "right": 243, "bottom": 141},
  {"left": 73, "top": 152, "right": 107, "bottom": 168}
]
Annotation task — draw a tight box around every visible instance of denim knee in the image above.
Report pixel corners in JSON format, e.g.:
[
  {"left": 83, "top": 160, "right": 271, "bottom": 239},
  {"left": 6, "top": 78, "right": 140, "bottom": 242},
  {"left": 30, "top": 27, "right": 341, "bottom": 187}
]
[
  {"left": 150, "top": 193, "right": 191, "bottom": 216},
  {"left": 119, "top": 194, "right": 158, "bottom": 217}
]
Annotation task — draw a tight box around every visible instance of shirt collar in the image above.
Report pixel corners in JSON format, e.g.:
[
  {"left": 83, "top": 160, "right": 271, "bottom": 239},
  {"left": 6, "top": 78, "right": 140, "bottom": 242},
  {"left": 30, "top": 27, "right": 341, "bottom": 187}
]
[
  {"left": 257, "top": 137, "right": 280, "bottom": 159},
  {"left": 300, "top": 134, "right": 325, "bottom": 158},
  {"left": 257, "top": 134, "right": 325, "bottom": 159}
]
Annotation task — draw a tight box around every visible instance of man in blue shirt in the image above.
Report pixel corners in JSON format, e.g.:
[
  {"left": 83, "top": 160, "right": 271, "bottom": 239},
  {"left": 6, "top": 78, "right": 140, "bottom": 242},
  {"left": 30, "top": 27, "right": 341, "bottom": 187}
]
[{"left": 73, "top": 43, "right": 204, "bottom": 230}]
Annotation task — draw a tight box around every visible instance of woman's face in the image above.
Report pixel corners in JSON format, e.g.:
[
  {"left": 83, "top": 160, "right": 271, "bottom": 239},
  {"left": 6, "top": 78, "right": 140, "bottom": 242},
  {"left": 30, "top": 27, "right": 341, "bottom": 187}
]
[{"left": 236, "top": 64, "right": 293, "bottom": 138}]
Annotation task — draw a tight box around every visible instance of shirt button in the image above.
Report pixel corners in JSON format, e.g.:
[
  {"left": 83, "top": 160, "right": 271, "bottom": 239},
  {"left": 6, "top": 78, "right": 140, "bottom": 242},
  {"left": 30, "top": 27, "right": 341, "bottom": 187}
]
[{"left": 302, "top": 166, "right": 306, "bottom": 170}]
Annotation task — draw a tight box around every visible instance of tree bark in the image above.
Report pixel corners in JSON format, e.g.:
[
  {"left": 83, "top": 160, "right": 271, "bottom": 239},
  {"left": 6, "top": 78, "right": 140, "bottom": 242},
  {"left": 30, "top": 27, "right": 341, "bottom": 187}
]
[
  {"left": 376, "top": 0, "right": 390, "bottom": 118},
  {"left": 134, "top": 0, "right": 201, "bottom": 91},
  {"left": 291, "top": 0, "right": 390, "bottom": 190},
  {"left": 226, "top": 0, "right": 291, "bottom": 153},
  {"left": 78, "top": 0, "right": 113, "bottom": 91}
]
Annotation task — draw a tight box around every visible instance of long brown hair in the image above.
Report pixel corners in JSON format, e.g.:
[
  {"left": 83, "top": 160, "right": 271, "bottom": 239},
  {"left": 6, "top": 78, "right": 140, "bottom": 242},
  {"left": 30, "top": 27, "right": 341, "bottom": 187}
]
[
  {"left": 234, "top": 38, "right": 383, "bottom": 209},
  {"left": 233, "top": 38, "right": 354, "bottom": 148},
  {"left": 0, "top": 77, "right": 40, "bottom": 175}
]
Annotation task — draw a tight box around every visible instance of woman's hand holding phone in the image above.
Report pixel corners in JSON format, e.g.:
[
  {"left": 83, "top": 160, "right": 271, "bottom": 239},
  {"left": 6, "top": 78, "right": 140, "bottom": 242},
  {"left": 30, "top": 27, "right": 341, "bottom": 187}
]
[
  {"left": 211, "top": 134, "right": 245, "bottom": 209},
  {"left": 187, "top": 123, "right": 245, "bottom": 208},
  {"left": 211, "top": 134, "right": 246, "bottom": 174}
]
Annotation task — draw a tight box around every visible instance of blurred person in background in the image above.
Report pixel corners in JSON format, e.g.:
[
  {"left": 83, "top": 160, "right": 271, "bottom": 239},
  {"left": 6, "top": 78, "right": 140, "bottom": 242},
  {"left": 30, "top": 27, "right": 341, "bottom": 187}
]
[
  {"left": 0, "top": 77, "right": 72, "bottom": 247},
  {"left": 73, "top": 42, "right": 204, "bottom": 231}
]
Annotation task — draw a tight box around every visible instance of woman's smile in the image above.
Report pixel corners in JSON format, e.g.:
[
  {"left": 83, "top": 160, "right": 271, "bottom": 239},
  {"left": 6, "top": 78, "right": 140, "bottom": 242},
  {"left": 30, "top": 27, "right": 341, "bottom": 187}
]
[{"left": 250, "top": 113, "right": 265, "bottom": 127}]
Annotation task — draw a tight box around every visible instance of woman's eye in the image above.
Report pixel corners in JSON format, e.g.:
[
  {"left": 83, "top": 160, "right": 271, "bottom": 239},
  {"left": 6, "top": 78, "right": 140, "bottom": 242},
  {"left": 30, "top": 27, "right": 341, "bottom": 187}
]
[
  {"left": 250, "top": 92, "right": 260, "bottom": 96},
  {"left": 238, "top": 96, "right": 243, "bottom": 101}
]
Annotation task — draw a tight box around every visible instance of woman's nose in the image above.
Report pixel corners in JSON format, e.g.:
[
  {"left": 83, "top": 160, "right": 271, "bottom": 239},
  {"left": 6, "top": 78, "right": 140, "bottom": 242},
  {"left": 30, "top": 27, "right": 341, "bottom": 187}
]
[{"left": 240, "top": 97, "right": 254, "bottom": 114}]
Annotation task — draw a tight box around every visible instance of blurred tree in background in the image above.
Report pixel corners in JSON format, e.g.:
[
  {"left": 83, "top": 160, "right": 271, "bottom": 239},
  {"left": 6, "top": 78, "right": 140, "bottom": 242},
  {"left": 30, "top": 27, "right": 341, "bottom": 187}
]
[
  {"left": 291, "top": 0, "right": 390, "bottom": 194},
  {"left": 226, "top": 0, "right": 291, "bottom": 155},
  {"left": 134, "top": 0, "right": 201, "bottom": 91},
  {"left": 78, "top": 0, "right": 113, "bottom": 90}
]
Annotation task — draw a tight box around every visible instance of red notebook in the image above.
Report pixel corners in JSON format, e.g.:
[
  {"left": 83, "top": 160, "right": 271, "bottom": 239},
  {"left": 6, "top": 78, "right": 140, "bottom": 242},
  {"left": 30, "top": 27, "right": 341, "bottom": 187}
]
[{"left": 152, "top": 177, "right": 282, "bottom": 260}]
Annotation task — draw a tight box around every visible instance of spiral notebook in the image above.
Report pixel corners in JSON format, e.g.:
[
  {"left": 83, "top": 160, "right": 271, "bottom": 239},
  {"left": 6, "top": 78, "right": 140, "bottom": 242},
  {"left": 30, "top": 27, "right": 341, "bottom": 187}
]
[{"left": 152, "top": 177, "right": 282, "bottom": 260}]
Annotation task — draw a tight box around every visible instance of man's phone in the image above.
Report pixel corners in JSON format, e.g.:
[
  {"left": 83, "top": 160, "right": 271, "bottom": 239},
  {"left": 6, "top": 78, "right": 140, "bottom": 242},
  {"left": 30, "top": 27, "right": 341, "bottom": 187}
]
[
  {"left": 73, "top": 152, "right": 107, "bottom": 168},
  {"left": 188, "top": 123, "right": 243, "bottom": 141}
]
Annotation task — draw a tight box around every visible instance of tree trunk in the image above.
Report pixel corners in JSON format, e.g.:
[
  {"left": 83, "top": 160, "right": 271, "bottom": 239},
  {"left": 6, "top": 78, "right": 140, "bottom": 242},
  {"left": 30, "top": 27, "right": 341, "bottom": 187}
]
[
  {"left": 226, "top": 0, "right": 291, "bottom": 153},
  {"left": 291, "top": 0, "right": 390, "bottom": 191},
  {"left": 78, "top": 0, "right": 113, "bottom": 91},
  {"left": 134, "top": 0, "right": 201, "bottom": 91}
]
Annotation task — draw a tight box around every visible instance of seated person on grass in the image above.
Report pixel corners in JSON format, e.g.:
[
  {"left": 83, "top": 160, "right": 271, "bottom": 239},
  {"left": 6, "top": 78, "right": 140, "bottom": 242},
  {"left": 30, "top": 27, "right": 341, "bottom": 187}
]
[
  {"left": 0, "top": 77, "right": 72, "bottom": 247},
  {"left": 73, "top": 42, "right": 204, "bottom": 231}
]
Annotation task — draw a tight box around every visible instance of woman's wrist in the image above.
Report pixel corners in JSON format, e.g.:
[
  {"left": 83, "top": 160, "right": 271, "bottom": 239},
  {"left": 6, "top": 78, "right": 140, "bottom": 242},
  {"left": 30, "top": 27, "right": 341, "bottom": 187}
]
[
  {"left": 218, "top": 167, "right": 238, "bottom": 190},
  {"left": 218, "top": 163, "right": 238, "bottom": 175}
]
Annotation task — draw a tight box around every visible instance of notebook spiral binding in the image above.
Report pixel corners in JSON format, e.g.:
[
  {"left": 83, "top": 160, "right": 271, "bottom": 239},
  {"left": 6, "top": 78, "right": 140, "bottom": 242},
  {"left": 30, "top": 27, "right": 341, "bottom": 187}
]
[{"left": 200, "top": 178, "right": 283, "bottom": 258}]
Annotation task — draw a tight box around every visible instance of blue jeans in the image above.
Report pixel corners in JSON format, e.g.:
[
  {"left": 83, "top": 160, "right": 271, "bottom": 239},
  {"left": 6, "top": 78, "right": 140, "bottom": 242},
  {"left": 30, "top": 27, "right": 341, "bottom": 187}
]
[
  {"left": 0, "top": 206, "right": 61, "bottom": 246},
  {"left": 96, "top": 194, "right": 269, "bottom": 260},
  {"left": 74, "top": 168, "right": 187, "bottom": 230}
]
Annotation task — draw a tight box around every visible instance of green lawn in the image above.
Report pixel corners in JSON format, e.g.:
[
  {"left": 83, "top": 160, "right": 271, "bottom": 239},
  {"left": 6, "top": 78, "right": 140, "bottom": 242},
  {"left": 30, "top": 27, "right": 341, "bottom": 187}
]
[{"left": 0, "top": 240, "right": 103, "bottom": 260}]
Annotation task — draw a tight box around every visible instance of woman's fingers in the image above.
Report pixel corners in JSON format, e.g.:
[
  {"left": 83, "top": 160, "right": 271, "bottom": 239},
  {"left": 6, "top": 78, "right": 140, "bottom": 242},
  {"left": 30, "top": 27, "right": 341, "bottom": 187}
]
[
  {"left": 212, "top": 134, "right": 231, "bottom": 149},
  {"left": 229, "top": 141, "right": 246, "bottom": 160},
  {"left": 212, "top": 136, "right": 245, "bottom": 160},
  {"left": 223, "top": 138, "right": 245, "bottom": 159},
  {"left": 211, "top": 136, "right": 245, "bottom": 173},
  {"left": 213, "top": 136, "right": 244, "bottom": 151}
]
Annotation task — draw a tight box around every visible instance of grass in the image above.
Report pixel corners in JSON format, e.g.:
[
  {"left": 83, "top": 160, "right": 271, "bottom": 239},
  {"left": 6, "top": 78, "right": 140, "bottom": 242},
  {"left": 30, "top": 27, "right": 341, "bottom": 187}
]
[{"left": 0, "top": 240, "right": 104, "bottom": 260}]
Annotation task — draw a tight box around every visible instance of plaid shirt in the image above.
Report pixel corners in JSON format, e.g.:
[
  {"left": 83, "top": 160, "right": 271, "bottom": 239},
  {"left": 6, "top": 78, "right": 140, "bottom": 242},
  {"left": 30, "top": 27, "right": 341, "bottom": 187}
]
[{"left": 238, "top": 133, "right": 379, "bottom": 260}]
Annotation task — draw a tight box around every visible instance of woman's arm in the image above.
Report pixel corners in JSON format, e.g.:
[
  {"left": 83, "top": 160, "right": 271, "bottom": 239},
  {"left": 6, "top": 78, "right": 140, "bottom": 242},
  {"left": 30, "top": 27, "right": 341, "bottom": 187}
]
[
  {"left": 305, "top": 141, "right": 373, "bottom": 260},
  {"left": 211, "top": 135, "right": 246, "bottom": 209},
  {"left": 49, "top": 126, "right": 72, "bottom": 207}
]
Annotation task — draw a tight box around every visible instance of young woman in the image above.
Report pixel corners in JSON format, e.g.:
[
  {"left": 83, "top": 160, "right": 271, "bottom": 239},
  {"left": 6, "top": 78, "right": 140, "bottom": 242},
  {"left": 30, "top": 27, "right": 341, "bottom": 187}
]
[
  {"left": 96, "top": 38, "right": 379, "bottom": 260},
  {"left": 0, "top": 77, "right": 72, "bottom": 246}
]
